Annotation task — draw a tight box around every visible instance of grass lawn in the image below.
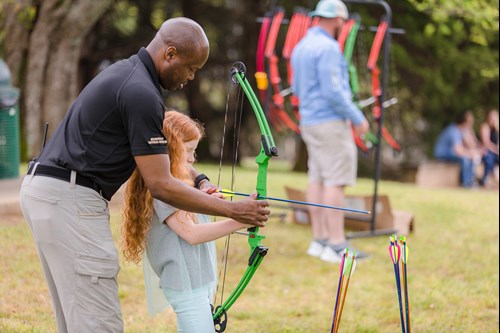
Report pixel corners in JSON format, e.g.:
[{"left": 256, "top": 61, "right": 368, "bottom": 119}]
[{"left": 1, "top": 162, "right": 498, "bottom": 332}]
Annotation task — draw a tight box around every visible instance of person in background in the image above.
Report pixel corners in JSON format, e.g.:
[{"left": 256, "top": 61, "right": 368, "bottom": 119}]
[
  {"left": 291, "top": 0, "right": 370, "bottom": 263},
  {"left": 19, "top": 17, "right": 269, "bottom": 333},
  {"left": 434, "top": 111, "right": 483, "bottom": 188},
  {"left": 122, "top": 110, "right": 250, "bottom": 333},
  {"left": 479, "top": 109, "right": 499, "bottom": 186}
]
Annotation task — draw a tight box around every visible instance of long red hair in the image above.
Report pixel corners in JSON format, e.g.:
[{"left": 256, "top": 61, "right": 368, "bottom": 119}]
[{"left": 122, "top": 110, "right": 205, "bottom": 263}]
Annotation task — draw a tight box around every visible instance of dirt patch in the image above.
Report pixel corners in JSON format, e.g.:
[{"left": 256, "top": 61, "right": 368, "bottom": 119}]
[{"left": 0, "top": 214, "right": 25, "bottom": 226}]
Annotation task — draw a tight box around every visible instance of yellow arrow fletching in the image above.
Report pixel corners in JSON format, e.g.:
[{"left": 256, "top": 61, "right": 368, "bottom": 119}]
[{"left": 220, "top": 189, "right": 236, "bottom": 196}]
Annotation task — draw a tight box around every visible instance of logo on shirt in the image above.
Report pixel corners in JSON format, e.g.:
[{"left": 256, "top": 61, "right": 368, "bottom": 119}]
[{"left": 148, "top": 137, "right": 167, "bottom": 145}]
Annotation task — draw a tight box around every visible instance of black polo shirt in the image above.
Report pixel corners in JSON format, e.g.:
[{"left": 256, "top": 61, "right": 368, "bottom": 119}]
[{"left": 38, "top": 48, "right": 168, "bottom": 199}]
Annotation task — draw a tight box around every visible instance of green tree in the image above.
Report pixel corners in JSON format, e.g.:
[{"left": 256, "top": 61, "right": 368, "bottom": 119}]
[
  {"left": 393, "top": 0, "right": 499, "bottom": 157},
  {"left": 1, "top": 0, "right": 113, "bottom": 159},
  {"left": 1, "top": 0, "right": 498, "bottom": 174}
]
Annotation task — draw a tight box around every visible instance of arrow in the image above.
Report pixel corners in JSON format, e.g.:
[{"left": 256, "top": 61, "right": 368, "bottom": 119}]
[
  {"left": 400, "top": 235, "right": 411, "bottom": 333},
  {"left": 219, "top": 189, "right": 370, "bottom": 215},
  {"left": 389, "top": 234, "right": 406, "bottom": 333},
  {"left": 334, "top": 251, "right": 357, "bottom": 333},
  {"left": 330, "top": 249, "right": 347, "bottom": 333}
]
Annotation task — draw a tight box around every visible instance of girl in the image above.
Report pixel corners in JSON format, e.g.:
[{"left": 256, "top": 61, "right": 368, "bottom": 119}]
[{"left": 122, "top": 110, "right": 249, "bottom": 333}]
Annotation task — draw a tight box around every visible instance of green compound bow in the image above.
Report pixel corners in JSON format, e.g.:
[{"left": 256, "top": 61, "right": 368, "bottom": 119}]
[{"left": 212, "top": 61, "right": 278, "bottom": 332}]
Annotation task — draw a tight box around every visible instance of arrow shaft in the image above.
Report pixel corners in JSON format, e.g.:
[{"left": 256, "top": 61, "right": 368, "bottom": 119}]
[{"left": 220, "top": 190, "right": 370, "bottom": 215}]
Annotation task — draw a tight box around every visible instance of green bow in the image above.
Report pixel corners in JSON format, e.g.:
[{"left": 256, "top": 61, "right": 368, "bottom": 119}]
[{"left": 212, "top": 62, "right": 278, "bottom": 332}]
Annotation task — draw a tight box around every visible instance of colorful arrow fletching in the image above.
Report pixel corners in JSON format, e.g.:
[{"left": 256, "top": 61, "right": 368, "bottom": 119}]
[
  {"left": 339, "top": 249, "right": 347, "bottom": 274},
  {"left": 389, "top": 238, "right": 397, "bottom": 264},
  {"left": 395, "top": 241, "right": 401, "bottom": 263},
  {"left": 343, "top": 255, "right": 353, "bottom": 276},
  {"left": 400, "top": 235, "right": 409, "bottom": 264}
]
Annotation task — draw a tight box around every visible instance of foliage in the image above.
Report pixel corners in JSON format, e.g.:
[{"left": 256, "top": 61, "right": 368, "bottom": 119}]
[
  {"left": 0, "top": 0, "right": 498, "bottom": 171},
  {"left": 393, "top": 0, "right": 499, "bottom": 156}
]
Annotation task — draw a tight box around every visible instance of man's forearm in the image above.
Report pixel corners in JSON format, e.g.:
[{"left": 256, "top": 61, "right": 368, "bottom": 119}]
[{"left": 151, "top": 176, "right": 232, "bottom": 218}]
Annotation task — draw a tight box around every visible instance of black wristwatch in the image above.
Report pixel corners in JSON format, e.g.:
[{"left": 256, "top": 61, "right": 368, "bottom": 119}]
[{"left": 194, "top": 174, "right": 210, "bottom": 189}]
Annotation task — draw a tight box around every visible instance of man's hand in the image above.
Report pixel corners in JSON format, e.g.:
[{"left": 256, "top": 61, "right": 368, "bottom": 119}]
[
  {"left": 229, "top": 192, "right": 270, "bottom": 227},
  {"left": 354, "top": 119, "right": 370, "bottom": 137},
  {"left": 199, "top": 182, "right": 269, "bottom": 224}
]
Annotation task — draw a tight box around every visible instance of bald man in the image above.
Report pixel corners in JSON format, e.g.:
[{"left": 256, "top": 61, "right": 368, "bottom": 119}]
[{"left": 20, "top": 17, "right": 270, "bottom": 332}]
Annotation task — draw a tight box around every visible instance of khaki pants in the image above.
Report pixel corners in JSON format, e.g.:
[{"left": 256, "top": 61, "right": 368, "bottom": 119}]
[
  {"left": 300, "top": 120, "right": 357, "bottom": 186},
  {"left": 20, "top": 169, "right": 123, "bottom": 333}
]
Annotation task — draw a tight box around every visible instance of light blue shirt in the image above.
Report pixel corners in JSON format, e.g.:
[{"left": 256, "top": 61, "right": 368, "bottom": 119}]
[
  {"left": 291, "top": 26, "right": 365, "bottom": 127},
  {"left": 434, "top": 123, "right": 464, "bottom": 159},
  {"left": 145, "top": 200, "right": 217, "bottom": 292}
]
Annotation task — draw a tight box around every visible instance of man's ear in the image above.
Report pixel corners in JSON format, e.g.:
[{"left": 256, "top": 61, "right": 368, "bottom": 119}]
[{"left": 165, "top": 46, "right": 177, "bottom": 61}]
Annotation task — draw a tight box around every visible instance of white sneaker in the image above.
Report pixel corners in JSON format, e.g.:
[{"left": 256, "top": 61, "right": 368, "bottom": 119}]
[
  {"left": 306, "top": 241, "right": 325, "bottom": 257},
  {"left": 319, "top": 246, "right": 343, "bottom": 263}
]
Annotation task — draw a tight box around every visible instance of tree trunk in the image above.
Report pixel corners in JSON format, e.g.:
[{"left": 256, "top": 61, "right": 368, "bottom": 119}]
[
  {"left": 1, "top": 0, "right": 32, "bottom": 87},
  {"left": 1, "top": 1, "right": 34, "bottom": 159},
  {"left": 2, "top": 0, "right": 113, "bottom": 159}
]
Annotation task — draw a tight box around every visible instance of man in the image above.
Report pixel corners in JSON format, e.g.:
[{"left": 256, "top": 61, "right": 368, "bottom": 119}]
[
  {"left": 20, "top": 17, "right": 270, "bottom": 332},
  {"left": 434, "top": 111, "right": 483, "bottom": 187},
  {"left": 291, "top": 0, "right": 369, "bottom": 263}
]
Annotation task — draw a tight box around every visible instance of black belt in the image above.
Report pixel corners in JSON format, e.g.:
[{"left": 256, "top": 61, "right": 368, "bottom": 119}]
[{"left": 27, "top": 164, "right": 103, "bottom": 196}]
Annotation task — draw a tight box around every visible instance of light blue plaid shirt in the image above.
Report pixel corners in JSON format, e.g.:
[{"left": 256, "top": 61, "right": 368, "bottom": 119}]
[{"left": 291, "top": 26, "right": 365, "bottom": 127}]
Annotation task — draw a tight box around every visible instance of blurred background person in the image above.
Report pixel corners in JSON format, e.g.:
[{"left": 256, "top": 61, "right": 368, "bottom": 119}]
[
  {"left": 479, "top": 109, "right": 499, "bottom": 187},
  {"left": 434, "top": 111, "right": 483, "bottom": 188}
]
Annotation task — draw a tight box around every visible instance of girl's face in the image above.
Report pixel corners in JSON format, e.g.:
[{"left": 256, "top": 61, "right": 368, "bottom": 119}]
[{"left": 183, "top": 139, "right": 199, "bottom": 166}]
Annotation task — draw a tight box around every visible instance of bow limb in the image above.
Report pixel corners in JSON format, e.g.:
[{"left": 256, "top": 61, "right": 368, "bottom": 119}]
[
  {"left": 338, "top": 18, "right": 355, "bottom": 52},
  {"left": 255, "top": 11, "right": 271, "bottom": 103},
  {"left": 264, "top": 7, "right": 301, "bottom": 134},
  {"left": 368, "top": 19, "right": 401, "bottom": 152},
  {"left": 283, "top": 7, "right": 309, "bottom": 85},
  {"left": 282, "top": 8, "right": 310, "bottom": 122},
  {"left": 212, "top": 62, "right": 278, "bottom": 332},
  {"left": 341, "top": 14, "right": 376, "bottom": 152}
]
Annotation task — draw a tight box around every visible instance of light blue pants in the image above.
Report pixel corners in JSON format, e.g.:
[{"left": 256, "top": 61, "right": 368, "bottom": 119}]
[{"left": 163, "top": 286, "right": 216, "bottom": 333}]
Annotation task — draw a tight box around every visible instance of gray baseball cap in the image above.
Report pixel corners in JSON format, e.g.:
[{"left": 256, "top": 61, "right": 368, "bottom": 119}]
[{"left": 310, "top": 0, "right": 349, "bottom": 20}]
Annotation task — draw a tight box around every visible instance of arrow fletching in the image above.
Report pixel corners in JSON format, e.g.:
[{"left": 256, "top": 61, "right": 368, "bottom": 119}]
[
  {"left": 350, "top": 258, "right": 357, "bottom": 277},
  {"left": 339, "top": 249, "right": 347, "bottom": 274},
  {"left": 400, "top": 235, "right": 409, "bottom": 264},
  {"left": 389, "top": 237, "right": 397, "bottom": 264},
  {"left": 342, "top": 255, "right": 353, "bottom": 276}
]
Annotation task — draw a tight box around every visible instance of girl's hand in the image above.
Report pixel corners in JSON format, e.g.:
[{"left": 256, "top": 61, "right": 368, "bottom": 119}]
[
  {"left": 208, "top": 188, "right": 225, "bottom": 199},
  {"left": 204, "top": 186, "right": 226, "bottom": 199},
  {"left": 199, "top": 180, "right": 218, "bottom": 194}
]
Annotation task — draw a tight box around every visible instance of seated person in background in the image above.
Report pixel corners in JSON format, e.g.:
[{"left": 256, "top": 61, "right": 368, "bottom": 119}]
[
  {"left": 479, "top": 109, "right": 499, "bottom": 186},
  {"left": 462, "top": 111, "right": 484, "bottom": 157},
  {"left": 434, "top": 111, "right": 483, "bottom": 188}
]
